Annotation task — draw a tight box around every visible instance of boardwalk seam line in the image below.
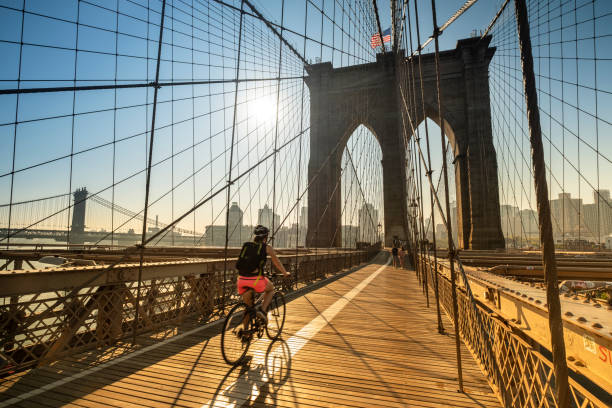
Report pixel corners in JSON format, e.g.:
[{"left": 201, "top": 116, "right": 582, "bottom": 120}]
[
  {"left": 201, "top": 256, "right": 391, "bottom": 407},
  {"left": 0, "top": 256, "right": 384, "bottom": 407}
]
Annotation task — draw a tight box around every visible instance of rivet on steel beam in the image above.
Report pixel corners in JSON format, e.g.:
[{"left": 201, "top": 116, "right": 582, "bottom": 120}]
[
  {"left": 593, "top": 303, "right": 601, "bottom": 308},
  {"left": 564, "top": 311, "right": 573, "bottom": 317},
  {"left": 577, "top": 317, "right": 587, "bottom": 323},
  {"left": 592, "top": 323, "right": 603, "bottom": 329},
  {"left": 535, "top": 300, "right": 541, "bottom": 304}
]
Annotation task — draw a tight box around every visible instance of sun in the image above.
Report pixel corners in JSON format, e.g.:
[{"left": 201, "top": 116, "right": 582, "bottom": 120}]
[{"left": 250, "top": 96, "right": 277, "bottom": 124}]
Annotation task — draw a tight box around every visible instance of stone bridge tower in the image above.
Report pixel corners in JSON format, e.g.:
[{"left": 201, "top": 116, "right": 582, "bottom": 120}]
[{"left": 305, "top": 36, "right": 505, "bottom": 250}]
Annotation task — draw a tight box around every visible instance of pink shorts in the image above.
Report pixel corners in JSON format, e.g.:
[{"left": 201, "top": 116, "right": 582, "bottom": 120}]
[{"left": 237, "top": 276, "right": 270, "bottom": 295}]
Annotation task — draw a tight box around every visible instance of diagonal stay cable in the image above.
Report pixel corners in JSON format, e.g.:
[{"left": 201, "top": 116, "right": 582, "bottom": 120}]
[
  {"left": 409, "top": 0, "right": 480, "bottom": 57},
  {"left": 211, "top": 0, "right": 310, "bottom": 67}
]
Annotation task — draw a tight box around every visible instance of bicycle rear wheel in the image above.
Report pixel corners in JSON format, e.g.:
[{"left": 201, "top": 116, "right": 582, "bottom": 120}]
[
  {"left": 266, "top": 292, "right": 286, "bottom": 340},
  {"left": 221, "top": 303, "right": 251, "bottom": 365}
]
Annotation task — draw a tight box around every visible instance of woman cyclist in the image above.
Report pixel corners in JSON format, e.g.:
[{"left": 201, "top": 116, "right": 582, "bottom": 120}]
[{"left": 236, "top": 225, "right": 290, "bottom": 323}]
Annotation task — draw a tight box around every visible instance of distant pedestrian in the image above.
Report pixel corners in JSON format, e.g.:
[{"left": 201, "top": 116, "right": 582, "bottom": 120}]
[
  {"left": 391, "top": 245, "right": 400, "bottom": 268},
  {"left": 398, "top": 245, "right": 406, "bottom": 268}
]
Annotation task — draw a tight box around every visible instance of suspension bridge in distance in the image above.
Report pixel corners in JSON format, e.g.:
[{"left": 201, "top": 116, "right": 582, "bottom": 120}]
[
  {"left": 1, "top": 0, "right": 612, "bottom": 407},
  {"left": 1, "top": 188, "right": 205, "bottom": 246}
]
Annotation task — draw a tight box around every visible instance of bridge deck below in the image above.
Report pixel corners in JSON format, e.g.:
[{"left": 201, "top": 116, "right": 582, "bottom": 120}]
[{"left": 1, "top": 255, "right": 500, "bottom": 407}]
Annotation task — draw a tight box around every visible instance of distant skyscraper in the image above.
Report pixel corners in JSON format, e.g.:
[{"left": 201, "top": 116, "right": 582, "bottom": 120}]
[
  {"left": 228, "top": 202, "right": 243, "bottom": 231},
  {"left": 583, "top": 189, "right": 612, "bottom": 242},
  {"left": 549, "top": 193, "right": 583, "bottom": 238},
  {"left": 450, "top": 201, "right": 458, "bottom": 246},
  {"left": 257, "top": 204, "right": 280, "bottom": 229},
  {"left": 299, "top": 206, "right": 308, "bottom": 228},
  {"left": 297, "top": 206, "right": 307, "bottom": 247},
  {"left": 204, "top": 202, "right": 250, "bottom": 247},
  {"left": 358, "top": 203, "right": 379, "bottom": 243},
  {"left": 227, "top": 202, "right": 245, "bottom": 245}
]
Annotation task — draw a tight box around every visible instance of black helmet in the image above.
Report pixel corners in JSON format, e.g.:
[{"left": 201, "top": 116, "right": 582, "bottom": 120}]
[{"left": 253, "top": 225, "right": 269, "bottom": 237}]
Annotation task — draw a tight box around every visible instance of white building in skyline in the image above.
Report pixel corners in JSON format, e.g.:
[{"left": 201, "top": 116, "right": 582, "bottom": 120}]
[{"left": 257, "top": 204, "right": 280, "bottom": 230}]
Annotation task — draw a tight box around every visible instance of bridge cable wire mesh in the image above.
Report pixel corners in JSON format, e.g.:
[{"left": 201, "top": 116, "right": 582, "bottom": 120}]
[{"left": 0, "top": 0, "right": 386, "bottom": 372}]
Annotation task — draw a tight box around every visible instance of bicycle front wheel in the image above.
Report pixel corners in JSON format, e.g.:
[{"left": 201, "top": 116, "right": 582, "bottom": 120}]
[
  {"left": 221, "top": 303, "right": 251, "bottom": 365},
  {"left": 266, "top": 292, "right": 286, "bottom": 340}
]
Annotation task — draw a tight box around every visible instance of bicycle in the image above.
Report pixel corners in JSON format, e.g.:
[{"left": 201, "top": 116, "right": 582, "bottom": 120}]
[{"left": 221, "top": 274, "right": 287, "bottom": 365}]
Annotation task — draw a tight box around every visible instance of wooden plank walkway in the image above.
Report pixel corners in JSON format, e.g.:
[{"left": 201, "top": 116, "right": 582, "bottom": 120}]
[{"left": 0, "top": 254, "right": 500, "bottom": 407}]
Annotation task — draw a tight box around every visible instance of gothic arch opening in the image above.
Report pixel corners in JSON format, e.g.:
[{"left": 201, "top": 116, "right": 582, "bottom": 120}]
[
  {"left": 415, "top": 118, "right": 461, "bottom": 249},
  {"left": 340, "top": 125, "right": 383, "bottom": 247}
]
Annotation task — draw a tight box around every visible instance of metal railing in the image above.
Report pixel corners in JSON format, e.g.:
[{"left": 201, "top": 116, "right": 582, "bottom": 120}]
[
  {"left": 420, "top": 255, "right": 608, "bottom": 408},
  {"left": 0, "top": 247, "right": 378, "bottom": 374}
]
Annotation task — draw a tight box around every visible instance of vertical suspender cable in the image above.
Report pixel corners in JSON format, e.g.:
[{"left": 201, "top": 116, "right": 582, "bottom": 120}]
[
  {"left": 66, "top": 0, "right": 81, "bottom": 247},
  {"left": 415, "top": 138, "right": 429, "bottom": 306},
  {"left": 6, "top": 1, "right": 26, "bottom": 249},
  {"left": 111, "top": 0, "right": 120, "bottom": 248},
  {"left": 295, "top": 0, "right": 309, "bottom": 288},
  {"left": 272, "top": 0, "right": 286, "bottom": 240},
  {"left": 170, "top": 2, "right": 175, "bottom": 247},
  {"left": 405, "top": 18, "right": 429, "bottom": 301},
  {"left": 134, "top": 0, "right": 168, "bottom": 343},
  {"left": 222, "top": 0, "right": 245, "bottom": 311},
  {"left": 412, "top": 0, "right": 444, "bottom": 334},
  {"left": 430, "top": 0, "right": 463, "bottom": 392},
  {"left": 513, "top": 0, "right": 570, "bottom": 406},
  {"left": 191, "top": 0, "right": 196, "bottom": 246}
]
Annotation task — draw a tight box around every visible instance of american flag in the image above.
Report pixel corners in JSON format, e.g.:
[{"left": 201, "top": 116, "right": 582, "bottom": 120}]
[{"left": 370, "top": 27, "right": 391, "bottom": 48}]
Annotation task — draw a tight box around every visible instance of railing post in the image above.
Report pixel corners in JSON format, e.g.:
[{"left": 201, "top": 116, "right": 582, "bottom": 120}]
[{"left": 513, "top": 0, "right": 570, "bottom": 406}]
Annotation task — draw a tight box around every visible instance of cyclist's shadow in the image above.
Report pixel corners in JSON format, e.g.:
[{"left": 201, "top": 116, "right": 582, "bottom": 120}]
[{"left": 206, "top": 338, "right": 292, "bottom": 407}]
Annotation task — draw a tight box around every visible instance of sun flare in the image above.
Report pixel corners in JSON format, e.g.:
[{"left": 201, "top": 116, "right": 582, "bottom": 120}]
[{"left": 251, "top": 96, "right": 277, "bottom": 123}]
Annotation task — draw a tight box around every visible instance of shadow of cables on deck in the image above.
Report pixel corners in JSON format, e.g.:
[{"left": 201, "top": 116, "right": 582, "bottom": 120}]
[
  {"left": 204, "top": 338, "right": 292, "bottom": 407},
  {"left": 1, "top": 253, "right": 385, "bottom": 406},
  {"left": 0, "top": 319, "right": 221, "bottom": 406}
]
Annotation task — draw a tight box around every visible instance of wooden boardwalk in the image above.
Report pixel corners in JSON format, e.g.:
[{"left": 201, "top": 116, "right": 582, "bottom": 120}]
[{"left": 1, "top": 254, "right": 500, "bottom": 407}]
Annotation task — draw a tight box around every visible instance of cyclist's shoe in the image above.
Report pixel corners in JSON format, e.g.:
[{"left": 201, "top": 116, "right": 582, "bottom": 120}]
[
  {"left": 255, "top": 305, "right": 268, "bottom": 325},
  {"left": 236, "top": 328, "right": 251, "bottom": 343}
]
